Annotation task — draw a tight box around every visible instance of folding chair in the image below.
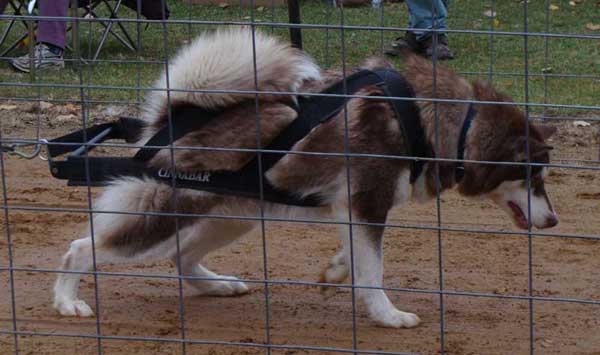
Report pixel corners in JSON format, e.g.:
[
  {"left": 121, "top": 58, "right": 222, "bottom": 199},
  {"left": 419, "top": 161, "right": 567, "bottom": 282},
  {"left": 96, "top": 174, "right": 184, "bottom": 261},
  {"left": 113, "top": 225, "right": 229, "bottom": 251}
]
[
  {"left": 77, "top": 0, "right": 137, "bottom": 61},
  {"left": 0, "top": 0, "right": 33, "bottom": 57},
  {"left": 0, "top": 0, "right": 166, "bottom": 61}
]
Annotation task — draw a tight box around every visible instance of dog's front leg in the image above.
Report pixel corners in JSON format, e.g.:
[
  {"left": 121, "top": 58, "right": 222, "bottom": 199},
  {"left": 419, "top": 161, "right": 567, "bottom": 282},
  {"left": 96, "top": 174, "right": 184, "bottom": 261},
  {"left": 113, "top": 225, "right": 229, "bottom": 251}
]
[{"left": 351, "top": 224, "right": 420, "bottom": 328}]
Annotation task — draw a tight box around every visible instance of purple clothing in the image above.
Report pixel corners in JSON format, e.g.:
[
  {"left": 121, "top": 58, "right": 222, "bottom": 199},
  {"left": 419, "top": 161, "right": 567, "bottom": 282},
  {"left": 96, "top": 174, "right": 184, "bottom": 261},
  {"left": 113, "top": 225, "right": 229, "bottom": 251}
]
[
  {"left": 0, "top": 0, "right": 68, "bottom": 49},
  {"left": 38, "top": 0, "right": 69, "bottom": 50}
]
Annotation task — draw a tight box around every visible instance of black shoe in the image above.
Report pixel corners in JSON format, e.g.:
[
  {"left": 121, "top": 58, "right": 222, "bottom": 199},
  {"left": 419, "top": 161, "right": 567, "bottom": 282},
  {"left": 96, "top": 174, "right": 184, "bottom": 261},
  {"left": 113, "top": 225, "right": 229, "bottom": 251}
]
[
  {"left": 386, "top": 31, "right": 455, "bottom": 60},
  {"left": 385, "top": 31, "right": 420, "bottom": 56},
  {"left": 421, "top": 34, "right": 455, "bottom": 60}
]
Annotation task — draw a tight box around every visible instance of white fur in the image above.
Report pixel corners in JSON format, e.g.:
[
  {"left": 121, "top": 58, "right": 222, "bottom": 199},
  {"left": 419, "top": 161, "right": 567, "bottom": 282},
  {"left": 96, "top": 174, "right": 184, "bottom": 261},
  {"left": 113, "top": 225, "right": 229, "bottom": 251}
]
[
  {"left": 53, "top": 173, "right": 422, "bottom": 328},
  {"left": 488, "top": 171, "right": 557, "bottom": 229},
  {"left": 144, "top": 27, "right": 320, "bottom": 124},
  {"left": 322, "top": 208, "right": 420, "bottom": 328},
  {"left": 410, "top": 164, "right": 433, "bottom": 203},
  {"left": 393, "top": 169, "right": 412, "bottom": 206}
]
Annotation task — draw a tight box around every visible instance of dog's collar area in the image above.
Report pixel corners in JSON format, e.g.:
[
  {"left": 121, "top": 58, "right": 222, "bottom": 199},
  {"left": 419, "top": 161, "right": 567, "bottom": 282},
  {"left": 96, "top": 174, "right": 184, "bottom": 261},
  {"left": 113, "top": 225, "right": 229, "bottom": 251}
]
[{"left": 455, "top": 103, "right": 476, "bottom": 183}]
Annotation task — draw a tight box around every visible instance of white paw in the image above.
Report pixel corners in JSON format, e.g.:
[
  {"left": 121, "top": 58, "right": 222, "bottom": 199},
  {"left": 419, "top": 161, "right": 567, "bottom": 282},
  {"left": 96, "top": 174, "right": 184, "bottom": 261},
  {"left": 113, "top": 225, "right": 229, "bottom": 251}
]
[
  {"left": 189, "top": 276, "right": 249, "bottom": 296},
  {"left": 373, "top": 310, "right": 420, "bottom": 328},
  {"left": 54, "top": 299, "right": 94, "bottom": 317}
]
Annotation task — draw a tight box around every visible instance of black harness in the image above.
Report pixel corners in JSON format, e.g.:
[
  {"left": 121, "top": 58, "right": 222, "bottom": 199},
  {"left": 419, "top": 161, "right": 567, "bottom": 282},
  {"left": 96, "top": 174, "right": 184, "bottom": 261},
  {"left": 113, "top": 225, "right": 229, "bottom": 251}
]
[{"left": 47, "top": 69, "right": 468, "bottom": 207}]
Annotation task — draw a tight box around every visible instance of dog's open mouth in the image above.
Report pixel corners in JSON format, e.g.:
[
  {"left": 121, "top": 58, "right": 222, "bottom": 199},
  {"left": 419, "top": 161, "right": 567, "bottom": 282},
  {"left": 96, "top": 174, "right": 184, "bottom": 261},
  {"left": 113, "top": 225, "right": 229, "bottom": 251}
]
[{"left": 508, "top": 201, "right": 529, "bottom": 229}]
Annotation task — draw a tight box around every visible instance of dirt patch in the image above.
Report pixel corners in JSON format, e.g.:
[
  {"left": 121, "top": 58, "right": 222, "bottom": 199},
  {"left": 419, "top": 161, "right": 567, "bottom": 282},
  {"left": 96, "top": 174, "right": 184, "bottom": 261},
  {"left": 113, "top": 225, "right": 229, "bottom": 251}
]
[{"left": 1, "top": 105, "right": 600, "bottom": 354}]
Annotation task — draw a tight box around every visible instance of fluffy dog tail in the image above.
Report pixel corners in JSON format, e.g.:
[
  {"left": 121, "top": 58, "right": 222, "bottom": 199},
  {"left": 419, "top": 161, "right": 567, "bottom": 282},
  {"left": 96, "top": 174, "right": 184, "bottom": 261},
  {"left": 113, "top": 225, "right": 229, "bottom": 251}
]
[{"left": 144, "top": 27, "right": 321, "bottom": 124}]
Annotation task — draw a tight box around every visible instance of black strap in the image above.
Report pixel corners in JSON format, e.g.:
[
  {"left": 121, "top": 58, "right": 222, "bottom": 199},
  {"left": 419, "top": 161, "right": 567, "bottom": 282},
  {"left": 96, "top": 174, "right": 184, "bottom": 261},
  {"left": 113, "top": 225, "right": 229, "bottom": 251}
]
[
  {"left": 47, "top": 117, "right": 146, "bottom": 158},
  {"left": 371, "top": 69, "right": 430, "bottom": 183},
  {"left": 455, "top": 103, "right": 475, "bottom": 182}
]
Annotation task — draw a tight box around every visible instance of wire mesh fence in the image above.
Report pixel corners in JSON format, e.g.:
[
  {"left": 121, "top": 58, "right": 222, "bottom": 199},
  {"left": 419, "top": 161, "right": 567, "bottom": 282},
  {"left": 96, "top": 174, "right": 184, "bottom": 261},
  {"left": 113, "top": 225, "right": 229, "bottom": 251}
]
[{"left": 1, "top": 0, "right": 600, "bottom": 354}]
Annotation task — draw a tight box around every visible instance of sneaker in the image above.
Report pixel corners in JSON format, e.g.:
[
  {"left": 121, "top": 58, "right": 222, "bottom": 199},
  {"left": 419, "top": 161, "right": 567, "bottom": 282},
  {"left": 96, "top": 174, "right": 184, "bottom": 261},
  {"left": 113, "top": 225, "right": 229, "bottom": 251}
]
[{"left": 10, "top": 43, "right": 64, "bottom": 73}]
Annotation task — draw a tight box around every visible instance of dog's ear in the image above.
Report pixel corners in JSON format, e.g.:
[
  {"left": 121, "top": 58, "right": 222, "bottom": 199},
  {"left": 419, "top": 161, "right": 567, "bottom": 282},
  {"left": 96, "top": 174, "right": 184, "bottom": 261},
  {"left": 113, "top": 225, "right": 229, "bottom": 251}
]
[
  {"left": 533, "top": 124, "right": 557, "bottom": 141},
  {"left": 514, "top": 136, "right": 553, "bottom": 161}
]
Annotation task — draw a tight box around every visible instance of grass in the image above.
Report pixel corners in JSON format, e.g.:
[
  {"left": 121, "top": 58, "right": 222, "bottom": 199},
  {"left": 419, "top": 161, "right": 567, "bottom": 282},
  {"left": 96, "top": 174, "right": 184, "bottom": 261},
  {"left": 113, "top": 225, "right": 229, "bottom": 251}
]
[{"left": 0, "top": 0, "right": 598, "bottom": 116}]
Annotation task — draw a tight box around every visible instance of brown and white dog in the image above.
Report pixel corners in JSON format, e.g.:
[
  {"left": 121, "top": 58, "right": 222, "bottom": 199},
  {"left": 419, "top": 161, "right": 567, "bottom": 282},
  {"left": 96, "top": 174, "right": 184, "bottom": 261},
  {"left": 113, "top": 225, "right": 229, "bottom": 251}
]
[{"left": 53, "top": 28, "right": 558, "bottom": 328}]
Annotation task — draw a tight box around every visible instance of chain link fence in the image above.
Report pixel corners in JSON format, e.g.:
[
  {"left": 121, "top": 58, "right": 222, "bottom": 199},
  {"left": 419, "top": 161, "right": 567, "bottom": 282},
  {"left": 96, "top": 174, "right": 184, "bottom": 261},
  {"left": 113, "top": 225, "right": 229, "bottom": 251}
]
[{"left": 1, "top": 0, "right": 600, "bottom": 354}]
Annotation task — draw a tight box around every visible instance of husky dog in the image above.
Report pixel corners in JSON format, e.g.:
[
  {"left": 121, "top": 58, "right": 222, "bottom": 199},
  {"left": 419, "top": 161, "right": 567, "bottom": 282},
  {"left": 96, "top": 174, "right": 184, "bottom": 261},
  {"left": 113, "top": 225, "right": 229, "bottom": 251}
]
[{"left": 53, "top": 28, "right": 558, "bottom": 328}]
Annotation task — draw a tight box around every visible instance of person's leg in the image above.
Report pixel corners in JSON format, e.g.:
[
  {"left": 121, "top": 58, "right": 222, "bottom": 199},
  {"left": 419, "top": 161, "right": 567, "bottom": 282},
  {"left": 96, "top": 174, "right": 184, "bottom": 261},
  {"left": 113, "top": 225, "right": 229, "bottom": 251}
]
[
  {"left": 10, "top": 0, "right": 68, "bottom": 72},
  {"left": 406, "top": 0, "right": 448, "bottom": 41},
  {"left": 37, "top": 0, "right": 70, "bottom": 51},
  {"left": 387, "top": 0, "right": 454, "bottom": 59}
]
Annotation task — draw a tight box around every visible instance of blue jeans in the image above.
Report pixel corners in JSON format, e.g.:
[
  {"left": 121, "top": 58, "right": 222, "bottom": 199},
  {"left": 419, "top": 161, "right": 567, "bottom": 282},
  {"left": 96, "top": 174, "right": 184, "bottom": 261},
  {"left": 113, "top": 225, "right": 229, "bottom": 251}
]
[{"left": 406, "top": 0, "right": 450, "bottom": 41}]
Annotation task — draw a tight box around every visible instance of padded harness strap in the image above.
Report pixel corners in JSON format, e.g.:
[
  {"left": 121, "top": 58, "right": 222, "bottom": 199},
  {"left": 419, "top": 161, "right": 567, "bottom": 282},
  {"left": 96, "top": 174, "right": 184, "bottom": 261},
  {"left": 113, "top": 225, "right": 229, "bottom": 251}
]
[{"left": 47, "top": 69, "right": 431, "bottom": 206}]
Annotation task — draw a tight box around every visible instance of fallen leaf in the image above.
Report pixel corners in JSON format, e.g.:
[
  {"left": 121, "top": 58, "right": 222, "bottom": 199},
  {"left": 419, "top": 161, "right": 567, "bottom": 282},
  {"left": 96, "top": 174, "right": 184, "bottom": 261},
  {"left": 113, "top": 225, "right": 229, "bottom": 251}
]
[
  {"left": 55, "top": 114, "right": 78, "bottom": 123},
  {"left": 542, "top": 67, "right": 553, "bottom": 73},
  {"left": 549, "top": 4, "right": 559, "bottom": 10},
  {"left": 40, "top": 101, "right": 53, "bottom": 110},
  {"left": 256, "top": 6, "right": 265, "bottom": 11},
  {"left": 483, "top": 9, "right": 496, "bottom": 17},
  {"left": 64, "top": 103, "right": 78, "bottom": 114},
  {"left": 218, "top": 2, "right": 229, "bottom": 8},
  {"left": 586, "top": 23, "right": 600, "bottom": 31},
  {"left": 540, "top": 339, "right": 554, "bottom": 348},
  {"left": 493, "top": 18, "right": 500, "bottom": 27},
  {"left": 573, "top": 120, "right": 591, "bottom": 127},
  {"left": 0, "top": 104, "right": 17, "bottom": 110}
]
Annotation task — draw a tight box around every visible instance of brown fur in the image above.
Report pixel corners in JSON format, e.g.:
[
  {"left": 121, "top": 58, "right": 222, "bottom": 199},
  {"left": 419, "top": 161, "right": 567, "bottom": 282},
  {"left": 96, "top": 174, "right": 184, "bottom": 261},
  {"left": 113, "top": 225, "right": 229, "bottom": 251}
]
[
  {"left": 148, "top": 102, "right": 297, "bottom": 172},
  {"left": 458, "top": 81, "right": 554, "bottom": 196}
]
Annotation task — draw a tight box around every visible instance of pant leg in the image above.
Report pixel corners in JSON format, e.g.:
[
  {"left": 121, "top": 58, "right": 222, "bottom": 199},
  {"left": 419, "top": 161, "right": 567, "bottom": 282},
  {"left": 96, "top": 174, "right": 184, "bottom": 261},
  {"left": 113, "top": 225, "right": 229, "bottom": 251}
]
[
  {"left": 0, "top": 0, "right": 9, "bottom": 14},
  {"left": 406, "top": 0, "right": 449, "bottom": 41},
  {"left": 37, "top": 0, "right": 70, "bottom": 50}
]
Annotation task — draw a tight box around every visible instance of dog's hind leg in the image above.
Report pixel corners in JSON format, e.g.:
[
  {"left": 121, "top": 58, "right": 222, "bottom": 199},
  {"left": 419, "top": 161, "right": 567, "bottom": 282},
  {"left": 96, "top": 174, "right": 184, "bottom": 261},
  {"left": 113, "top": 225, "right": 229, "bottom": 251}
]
[
  {"left": 53, "top": 179, "right": 189, "bottom": 317},
  {"left": 172, "top": 218, "right": 256, "bottom": 296}
]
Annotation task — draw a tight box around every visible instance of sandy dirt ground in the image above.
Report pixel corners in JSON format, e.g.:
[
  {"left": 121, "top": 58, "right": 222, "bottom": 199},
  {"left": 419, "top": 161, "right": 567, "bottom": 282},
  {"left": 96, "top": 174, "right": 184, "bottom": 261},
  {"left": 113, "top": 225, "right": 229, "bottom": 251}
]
[{"left": 1, "top": 103, "right": 600, "bottom": 355}]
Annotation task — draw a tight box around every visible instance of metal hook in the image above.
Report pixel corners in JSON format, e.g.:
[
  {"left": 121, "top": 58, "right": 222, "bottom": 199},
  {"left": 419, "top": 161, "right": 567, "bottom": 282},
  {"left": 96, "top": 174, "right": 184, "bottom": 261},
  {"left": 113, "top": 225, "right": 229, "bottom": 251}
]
[
  {"left": 38, "top": 139, "right": 49, "bottom": 161},
  {"left": 1, "top": 142, "right": 42, "bottom": 160}
]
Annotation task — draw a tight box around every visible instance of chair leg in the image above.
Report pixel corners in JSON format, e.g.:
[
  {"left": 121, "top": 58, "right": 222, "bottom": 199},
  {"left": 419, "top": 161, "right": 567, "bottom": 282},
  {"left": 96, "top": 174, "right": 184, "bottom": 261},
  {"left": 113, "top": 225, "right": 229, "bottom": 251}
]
[
  {"left": 0, "top": 0, "right": 33, "bottom": 56},
  {"left": 104, "top": 0, "right": 137, "bottom": 51},
  {"left": 0, "top": 19, "right": 17, "bottom": 48},
  {"left": 0, "top": 32, "right": 28, "bottom": 58}
]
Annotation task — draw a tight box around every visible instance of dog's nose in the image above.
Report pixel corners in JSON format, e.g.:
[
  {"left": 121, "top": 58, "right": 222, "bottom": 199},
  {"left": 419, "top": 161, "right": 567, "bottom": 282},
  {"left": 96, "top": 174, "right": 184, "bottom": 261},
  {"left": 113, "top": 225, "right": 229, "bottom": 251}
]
[{"left": 544, "top": 214, "right": 559, "bottom": 228}]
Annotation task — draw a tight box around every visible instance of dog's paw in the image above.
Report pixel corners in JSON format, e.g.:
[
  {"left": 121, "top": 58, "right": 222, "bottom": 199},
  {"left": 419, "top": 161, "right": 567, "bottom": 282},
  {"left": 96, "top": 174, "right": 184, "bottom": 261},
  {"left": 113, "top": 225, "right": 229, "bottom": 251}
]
[
  {"left": 320, "top": 285, "right": 338, "bottom": 300},
  {"left": 373, "top": 310, "right": 420, "bottom": 328},
  {"left": 190, "top": 276, "right": 249, "bottom": 297},
  {"left": 319, "top": 260, "right": 349, "bottom": 299},
  {"left": 54, "top": 299, "right": 94, "bottom": 317}
]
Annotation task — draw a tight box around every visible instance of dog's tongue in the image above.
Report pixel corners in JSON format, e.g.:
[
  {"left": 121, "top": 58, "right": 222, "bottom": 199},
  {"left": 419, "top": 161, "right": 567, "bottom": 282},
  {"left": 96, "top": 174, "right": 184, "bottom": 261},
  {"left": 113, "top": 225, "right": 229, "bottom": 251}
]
[{"left": 508, "top": 201, "right": 529, "bottom": 229}]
